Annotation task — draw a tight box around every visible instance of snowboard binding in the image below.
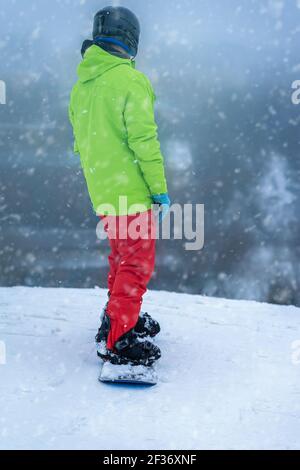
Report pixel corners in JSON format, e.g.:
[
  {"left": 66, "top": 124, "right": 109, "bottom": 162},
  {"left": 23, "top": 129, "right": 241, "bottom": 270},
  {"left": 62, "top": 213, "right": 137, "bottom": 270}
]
[
  {"left": 96, "top": 303, "right": 161, "bottom": 385},
  {"left": 106, "top": 331, "right": 161, "bottom": 366},
  {"left": 96, "top": 309, "right": 161, "bottom": 366},
  {"left": 97, "top": 320, "right": 161, "bottom": 366},
  {"left": 96, "top": 310, "right": 160, "bottom": 343}
]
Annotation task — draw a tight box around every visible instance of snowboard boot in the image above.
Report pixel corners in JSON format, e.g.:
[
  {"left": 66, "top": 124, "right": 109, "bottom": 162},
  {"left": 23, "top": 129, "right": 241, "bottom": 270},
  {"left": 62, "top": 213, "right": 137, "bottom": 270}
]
[
  {"left": 95, "top": 310, "right": 110, "bottom": 358},
  {"left": 104, "top": 329, "right": 161, "bottom": 366},
  {"left": 133, "top": 312, "right": 161, "bottom": 338},
  {"left": 95, "top": 309, "right": 160, "bottom": 358}
]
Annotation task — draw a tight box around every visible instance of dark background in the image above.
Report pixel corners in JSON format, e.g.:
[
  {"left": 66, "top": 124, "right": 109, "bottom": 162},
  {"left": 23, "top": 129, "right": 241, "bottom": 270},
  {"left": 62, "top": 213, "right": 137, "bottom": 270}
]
[{"left": 0, "top": 0, "right": 299, "bottom": 305}]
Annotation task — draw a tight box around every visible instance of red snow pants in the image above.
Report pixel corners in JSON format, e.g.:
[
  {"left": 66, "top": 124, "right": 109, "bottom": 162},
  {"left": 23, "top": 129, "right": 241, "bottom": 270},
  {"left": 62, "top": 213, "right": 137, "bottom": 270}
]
[{"left": 101, "top": 209, "right": 156, "bottom": 350}]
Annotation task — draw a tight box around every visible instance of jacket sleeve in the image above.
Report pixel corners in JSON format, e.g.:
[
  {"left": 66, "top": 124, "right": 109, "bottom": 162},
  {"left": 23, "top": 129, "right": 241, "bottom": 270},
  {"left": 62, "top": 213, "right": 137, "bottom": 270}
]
[
  {"left": 124, "top": 75, "right": 168, "bottom": 196},
  {"left": 68, "top": 97, "right": 79, "bottom": 155}
]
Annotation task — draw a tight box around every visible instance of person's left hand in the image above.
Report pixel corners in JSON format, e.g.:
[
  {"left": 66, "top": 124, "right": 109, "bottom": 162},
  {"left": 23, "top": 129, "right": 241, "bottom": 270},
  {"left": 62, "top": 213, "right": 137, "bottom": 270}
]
[{"left": 152, "top": 193, "right": 171, "bottom": 222}]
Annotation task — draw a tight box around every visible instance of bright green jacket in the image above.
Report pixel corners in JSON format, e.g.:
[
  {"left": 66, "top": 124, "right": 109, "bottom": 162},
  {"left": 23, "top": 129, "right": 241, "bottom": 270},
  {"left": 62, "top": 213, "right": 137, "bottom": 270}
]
[{"left": 69, "top": 45, "right": 167, "bottom": 215}]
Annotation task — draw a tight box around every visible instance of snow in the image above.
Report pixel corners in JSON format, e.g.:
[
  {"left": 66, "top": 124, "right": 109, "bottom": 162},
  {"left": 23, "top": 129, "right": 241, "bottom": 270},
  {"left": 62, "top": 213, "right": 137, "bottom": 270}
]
[{"left": 1, "top": 287, "right": 300, "bottom": 450}]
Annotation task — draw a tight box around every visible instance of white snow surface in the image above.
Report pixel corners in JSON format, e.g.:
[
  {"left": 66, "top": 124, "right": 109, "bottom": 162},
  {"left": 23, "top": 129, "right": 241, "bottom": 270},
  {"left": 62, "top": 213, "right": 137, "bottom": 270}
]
[{"left": 0, "top": 287, "right": 300, "bottom": 450}]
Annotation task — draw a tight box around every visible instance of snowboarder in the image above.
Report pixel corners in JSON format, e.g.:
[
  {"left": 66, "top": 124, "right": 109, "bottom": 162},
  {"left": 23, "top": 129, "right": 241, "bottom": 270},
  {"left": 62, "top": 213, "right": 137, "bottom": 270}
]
[{"left": 69, "top": 6, "right": 170, "bottom": 368}]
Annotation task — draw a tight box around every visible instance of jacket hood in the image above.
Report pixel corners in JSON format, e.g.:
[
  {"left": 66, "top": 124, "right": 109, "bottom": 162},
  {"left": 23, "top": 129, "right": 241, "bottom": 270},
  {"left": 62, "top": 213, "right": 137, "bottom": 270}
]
[{"left": 77, "top": 44, "right": 134, "bottom": 83}]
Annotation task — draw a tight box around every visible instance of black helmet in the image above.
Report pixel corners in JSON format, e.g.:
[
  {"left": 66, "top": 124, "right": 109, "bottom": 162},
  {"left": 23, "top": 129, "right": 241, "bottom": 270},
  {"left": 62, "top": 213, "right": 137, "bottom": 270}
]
[{"left": 93, "top": 6, "right": 140, "bottom": 57}]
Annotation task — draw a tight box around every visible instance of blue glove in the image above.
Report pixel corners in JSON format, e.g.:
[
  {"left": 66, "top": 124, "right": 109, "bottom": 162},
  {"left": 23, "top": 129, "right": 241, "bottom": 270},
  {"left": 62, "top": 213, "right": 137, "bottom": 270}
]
[{"left": 152, "top": 193, "right": 171, "bottom": 221}]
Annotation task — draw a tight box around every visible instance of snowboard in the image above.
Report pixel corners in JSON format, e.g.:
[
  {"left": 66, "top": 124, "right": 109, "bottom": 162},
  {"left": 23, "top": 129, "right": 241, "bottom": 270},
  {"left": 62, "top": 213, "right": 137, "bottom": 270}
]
[{"left": 99, "top": 361, "right": 158, "bottom": 386}]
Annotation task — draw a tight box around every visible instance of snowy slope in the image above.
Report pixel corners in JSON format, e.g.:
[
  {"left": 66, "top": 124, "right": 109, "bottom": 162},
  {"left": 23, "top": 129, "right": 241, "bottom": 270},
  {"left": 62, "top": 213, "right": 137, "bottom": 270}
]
[{"left": 0, "top": 287, "right": 300, "bottom": 450}]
